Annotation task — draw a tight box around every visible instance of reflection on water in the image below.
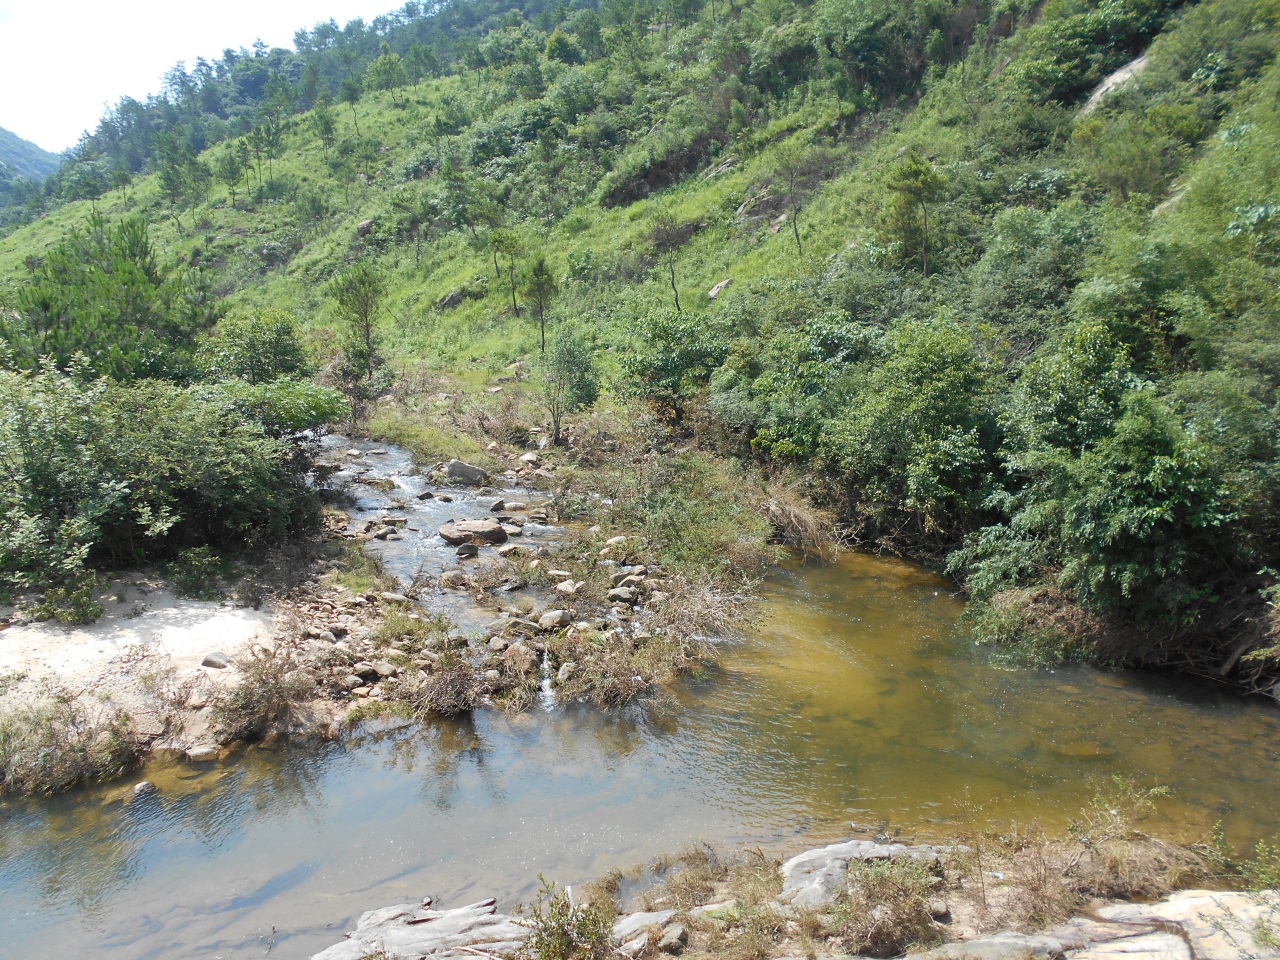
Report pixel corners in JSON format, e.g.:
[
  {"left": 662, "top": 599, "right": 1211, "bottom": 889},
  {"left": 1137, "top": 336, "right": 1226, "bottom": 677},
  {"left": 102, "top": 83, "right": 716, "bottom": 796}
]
[{"left": 3, "top": 553, "right": 1279, "bottom": 959}]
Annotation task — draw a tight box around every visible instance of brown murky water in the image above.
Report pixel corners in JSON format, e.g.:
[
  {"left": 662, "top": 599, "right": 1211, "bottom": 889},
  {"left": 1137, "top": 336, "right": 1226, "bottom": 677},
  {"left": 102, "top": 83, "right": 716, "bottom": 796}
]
[{"left": 3, "top": 534, "right": 1278, "bottom": 958}]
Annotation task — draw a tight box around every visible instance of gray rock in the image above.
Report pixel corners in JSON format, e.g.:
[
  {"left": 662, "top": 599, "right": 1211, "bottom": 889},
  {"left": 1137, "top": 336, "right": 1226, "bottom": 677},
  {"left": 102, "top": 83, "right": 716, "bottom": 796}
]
[
  {"left": 445, "top": 459, "right": 490, "bottom": 485},
  {"left": 186, "top": 745, "right": 218, "bottom": 762},
  {"left": 659, "top": 923, "right": 689, "bottom": 954},
  {"left": 489, "top": 637, "right": 510, "bottom": 652},
  {"left": 556, "top": 661, "right": 578, "bottom": 683},
  {"left": 380, "top": 592, "right": 410, "bottom": 604},
  {"left": 484, "top": 669, "right": 502, "bottom": 681},
  {"left": 708, "top": 277, "right": 734, "bottom": 300},
  {"left": 456, "top": 543, "right": 480, "bottom": 559},
  {"left": 311, "top": 898, "right": 530, "bottom": 960},
  {"left": 133, "top": 781, "right": 158, "bottom": 796},
  {"left": 613, "top": 910, "right": 676, "bottom": 943},
  {"left": 619, "top": 933, "right": 650, "bottom": 959},
  {"left": 201, "top": 651, "right": 231, "bottom": 669},
  {"left": 356, "top": 218, "right": 374, "bottom": 238},
  {"left": 778, "top": 839, "right": 942, "bottom": 909},
  {"left": 607, "top": 587, "right": 639, "bottom": 604},
  {"left": 439, "top": 519, "right": 509, "bottom": 545},
  {"left": 538, "top": 609, "right": 573, "bottom": 631},
  {"left": 371, "top": 661, "right": 398, "bottom": 678},
  {"left": 440, "top": 570, "right": 469, "bottom": 589}
]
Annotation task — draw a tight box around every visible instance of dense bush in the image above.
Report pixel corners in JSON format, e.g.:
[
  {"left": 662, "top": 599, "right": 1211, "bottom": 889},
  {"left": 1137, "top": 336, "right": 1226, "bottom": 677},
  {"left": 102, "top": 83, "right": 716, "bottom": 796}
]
[{"left": 0, "top": 362, "right": 342, "bottom": 604}]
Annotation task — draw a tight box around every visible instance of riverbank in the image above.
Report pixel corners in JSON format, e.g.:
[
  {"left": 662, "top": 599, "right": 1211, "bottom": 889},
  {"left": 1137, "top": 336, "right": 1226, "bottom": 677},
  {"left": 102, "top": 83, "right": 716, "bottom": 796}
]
[{"left": 311, "top": 830, "right": 1280, "bottom": 960}]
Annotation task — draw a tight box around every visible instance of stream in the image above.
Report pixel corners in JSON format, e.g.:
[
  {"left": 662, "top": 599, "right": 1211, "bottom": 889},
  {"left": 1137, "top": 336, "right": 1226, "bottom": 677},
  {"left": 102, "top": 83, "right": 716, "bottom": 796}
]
[{"left": 2, "top": 439, "right": 1278, "bottom": 959}]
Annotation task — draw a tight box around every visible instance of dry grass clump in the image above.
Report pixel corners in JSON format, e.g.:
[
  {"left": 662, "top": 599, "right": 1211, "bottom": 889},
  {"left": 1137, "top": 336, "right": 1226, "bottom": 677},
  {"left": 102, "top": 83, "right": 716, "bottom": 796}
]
[
  {"left": 369, "top": 607, "right": 448, "bottom": 653},
  {"left": 517, "top": 876, "right": 615, "bottom": 960},
  {"left": 390, "top": 652, "right": 482, "bottom": 717},
  {"left": 0, "top": 686, "right": 140, "bottom": 795},
  {"left": 210, "top": 644, "right": 319, "bottom": 742},
  {"left": 830, "top": 857, "right": 945, "bottom": 957},
  {"left": 550, "top": 629, "right": 710, "bottom": 706},
  {"left": 756, "top": 476, "right": 834, "bottom": 557},
  {"left": 642, "top": 844, "right": 727, "bottom": 910}
]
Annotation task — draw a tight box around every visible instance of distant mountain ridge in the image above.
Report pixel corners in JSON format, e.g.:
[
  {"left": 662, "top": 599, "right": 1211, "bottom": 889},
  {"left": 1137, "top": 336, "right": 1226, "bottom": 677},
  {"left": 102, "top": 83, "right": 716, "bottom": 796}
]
[{"left": 0, "top": 126, "right": 62, "bottom": 181}]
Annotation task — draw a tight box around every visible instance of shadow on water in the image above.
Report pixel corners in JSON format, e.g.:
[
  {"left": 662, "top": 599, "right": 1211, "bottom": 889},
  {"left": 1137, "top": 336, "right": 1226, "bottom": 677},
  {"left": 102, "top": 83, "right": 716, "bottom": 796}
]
[{"left": 3, "top": 496, "right": 1279, "bottom": 958}]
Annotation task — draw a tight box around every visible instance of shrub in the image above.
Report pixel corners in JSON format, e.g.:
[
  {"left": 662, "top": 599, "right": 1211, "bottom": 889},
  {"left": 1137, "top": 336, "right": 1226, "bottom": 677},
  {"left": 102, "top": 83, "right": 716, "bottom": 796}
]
[
  {"left": 518, "top": 876, "right": 614, "bottom": 960},
  {"left": 210, "top": 646, "right": 318, "bottom": 742},
  {"left": 0, "top": 688, "right": 139, "bottom": 795}
]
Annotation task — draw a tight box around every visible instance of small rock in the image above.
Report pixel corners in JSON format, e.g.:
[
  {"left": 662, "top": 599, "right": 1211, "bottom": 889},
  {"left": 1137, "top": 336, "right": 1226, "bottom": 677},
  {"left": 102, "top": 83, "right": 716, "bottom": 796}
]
[
  {"left": 619, "top": 934, "right": 649, "bottom": 959},
  {"left": 356, "top": 218, "right": 375, "bottom": 238},
  {"left": 380, "top": 592, "right": 410, "bottom": 604},
  {"left": 548, "top": 570, "right": 574, "bottom": 579},
  {"left": 608, "top": 587, "right": 639, "bottom": 605},
  {"left": 436, "top": 493, "right": 453, "bottom": 503},
  {"left": 456, "top": 543, "right": 480, "bottom": 559},
  {"left": 371, "top": 661, "right": 398, "bottom": 678},
  {"left": 556, "top": 661, "right": 577, "bottom": 683},
  {"left": 500, "top": 523, "right": 523, "bottom": 537},
  {"left": 340, "top": 675, "right": 363, "bottom": 691},
  {"left": 186, "top": 745, "right": 218, "bottom": 762},
  {"left": 201, "top": 652, "right": 231, "bottom": 669},
  {"left": 707, "top": 277, "right": 733, "bottom": 300},
  {"left": 605, "top": 535, "right": 628, "bottom": 547},
  {"left": 520, "top": 452, "right": 541, "bottom": 465},
  {"left": 658, "top": 923, "right": 689, "bottom": 954},
  {"left": 441, "top": 570, "right": 468, "bottom": 589},
  {"left": 538, "top": 610, "right": 573, "bottom": 631},
  {"left": 554, "top": 580, "right": 580, "bottom": 597},
  {"left": 416, "top": 490, "right": 435, "bottom": 500},
  {"left": 490, "top": 499, "right": 507, "bottom": 512},
  {"left": 133, "top": 781, "right": 158, "bottom": 797},
  {"left": 489, "top": 637, "right": 510, "bottom": 652},
  {"left": 928, "top": 899, "right": 951, "bottom": 921},
  {"left": 497, "top": 544, "right": 522, "bottom": 557},
  {"left": 484, "top": 669, "right": 502, "bottom": 681}
]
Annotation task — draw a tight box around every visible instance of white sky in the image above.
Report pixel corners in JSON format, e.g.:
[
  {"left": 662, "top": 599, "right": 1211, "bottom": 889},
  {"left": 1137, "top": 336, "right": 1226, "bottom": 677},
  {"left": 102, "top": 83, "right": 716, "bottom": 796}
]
[{"left": 0, "top": 0, "right": 401, "bottom": 153}]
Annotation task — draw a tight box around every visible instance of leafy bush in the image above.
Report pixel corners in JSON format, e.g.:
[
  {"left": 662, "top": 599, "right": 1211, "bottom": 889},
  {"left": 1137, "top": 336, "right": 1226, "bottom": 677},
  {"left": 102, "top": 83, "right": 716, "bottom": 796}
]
[
  {"left": 194, "top": 310, "right": 312, "bottom": 384},
  {"left": 832, "top": 857, "right": 941, "bottom": 958},
  {"left": 518, "top": 876, "right": 614, "bottom": 960},
  {"left": 0, "top": 364, "right": 337, "bottom": 607}
]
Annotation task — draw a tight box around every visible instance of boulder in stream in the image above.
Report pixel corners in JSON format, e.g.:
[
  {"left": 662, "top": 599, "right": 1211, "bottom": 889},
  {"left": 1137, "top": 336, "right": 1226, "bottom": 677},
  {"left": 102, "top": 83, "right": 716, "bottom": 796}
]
[
  {"left": 445, "top": 460, "right": 489, "bottom": 485},
  {"left": 439, "top": 519, "right": 509, "bottom": 546}
]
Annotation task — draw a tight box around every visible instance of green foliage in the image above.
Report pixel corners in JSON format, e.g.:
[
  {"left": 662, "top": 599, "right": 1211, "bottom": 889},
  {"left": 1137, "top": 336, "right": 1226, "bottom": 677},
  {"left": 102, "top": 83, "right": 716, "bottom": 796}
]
[
  {"left": 823, "top": 319, "right": 996, "bottom": 535},
  {"left": 0, "top": 364, "right": 326, "bottom": 605},
  {"left": 540, "top": 327, "right": 599, "bottom": 445},
  {"left": 2, "top": 214, "right": 208, "bottom": 380},
  {"left": 164, "top": 546, "right": 225, "bottom": 600},
  {"left": 622, "top": 310, "right": 729, "bottom": 423},
  {"left": 330, "top": 262, "right": 389, "bottom": 420},
  {"left": 194, "top": 310, "right": 310, "bottom": 384},
  {"left": 518, "top": 876, "right": 614, "bottom": 960}
]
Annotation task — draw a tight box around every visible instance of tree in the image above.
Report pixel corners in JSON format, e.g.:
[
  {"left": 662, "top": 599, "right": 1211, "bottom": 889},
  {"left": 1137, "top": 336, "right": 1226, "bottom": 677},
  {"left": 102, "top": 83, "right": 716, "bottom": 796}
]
[
  {"left": 194, "top": 311, "right": 311, "bottom": 384},
  {"left": 405, "top": 43, "right": 439, "bottom": 87},
  {"left": 622, "top": 309, "right": 729, "bottom": 424},
  {"left": 366, "top": 42, "right": 409, "bottom": 107},
  {"left": 775, "top": 141, "right": 807, "bottom": 257},
  {"left": 329, "top": 262, "right": 388, "bottom": 420},
  {"left": 491, "top": 230, "right": 523, "bottom": 316},
  {"left": 522, "top": 253, "right": 559, "bottom": 351},
  {"left": 110, "top": 167, "right": 131, "bottom": 204},
  {"left": 312, "top": 97, "right": 337, "bottom": 159},
  {"left": 540, "top": 328, "right": 600, "bottom": 446},
  {"left": 5, "top": 215, "right": 207, "bottom": 380},
  {"left": 214, "top": 143, "right": 247, "bottom": 204},
  {"left": 884, "top": 150, "right": 946, "bottom": 277},
  {"left": 340, "top": 75, "right": 364, "bottom": 136},
  {"left": 649, "top": 214, "right": 686, "bottom": 312}
]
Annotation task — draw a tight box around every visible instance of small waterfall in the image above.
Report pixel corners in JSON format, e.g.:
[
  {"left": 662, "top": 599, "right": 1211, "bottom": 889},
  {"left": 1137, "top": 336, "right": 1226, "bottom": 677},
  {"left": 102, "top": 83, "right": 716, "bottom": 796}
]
[{"left": 538, "top": 651, "right": 556, "bottom": 711}]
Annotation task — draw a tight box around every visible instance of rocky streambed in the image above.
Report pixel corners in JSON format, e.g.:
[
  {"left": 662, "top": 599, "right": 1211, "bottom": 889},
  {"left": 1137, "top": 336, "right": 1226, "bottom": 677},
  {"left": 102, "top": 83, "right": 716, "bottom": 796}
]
[{"left": 313, "top": 837, "right": 1280, "bottom": 960}]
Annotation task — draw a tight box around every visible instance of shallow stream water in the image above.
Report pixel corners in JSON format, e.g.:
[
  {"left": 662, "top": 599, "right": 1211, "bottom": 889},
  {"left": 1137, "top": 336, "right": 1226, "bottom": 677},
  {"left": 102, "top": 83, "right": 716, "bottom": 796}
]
[{"left": 3, "top": 442, "right": 1278, "bottom": 959}]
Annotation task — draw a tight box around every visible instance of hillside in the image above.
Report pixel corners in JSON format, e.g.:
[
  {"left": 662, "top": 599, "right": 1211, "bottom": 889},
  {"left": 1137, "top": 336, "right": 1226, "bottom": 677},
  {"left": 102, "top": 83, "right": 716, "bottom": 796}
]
[
  {"left": 0, "top": 125, "right": 61, "bottom": 209},
  {"left": 0, "top": 126, "right": 60, "bottom": 181},
  {"left": 1, "top": 0, "right": 1279, "bottom": 692}
]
